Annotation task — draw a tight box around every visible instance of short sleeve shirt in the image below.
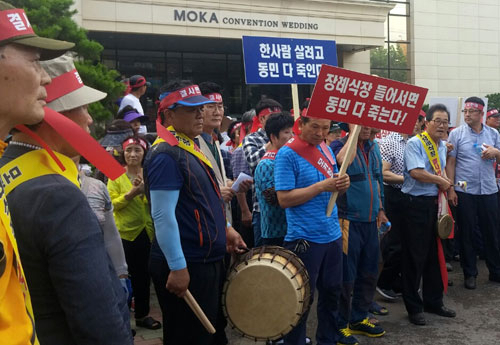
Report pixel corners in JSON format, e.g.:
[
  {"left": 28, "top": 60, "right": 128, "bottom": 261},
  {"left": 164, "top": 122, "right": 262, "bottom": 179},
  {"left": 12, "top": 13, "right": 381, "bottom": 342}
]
[
  {"left": 448, "top": 124, "right": 500, "bottom": 195},
  {"left": 380, "top": 132, "right": 407, "bottom": 189},
  {"left": 275, "top": 145, "right": 341, "bottom": 243},
  {"left": 402, "top": 135, "right": 447, "bottom": 196},
  {"left": 254, "top": 158, "right": 287, "bottom": 239}
]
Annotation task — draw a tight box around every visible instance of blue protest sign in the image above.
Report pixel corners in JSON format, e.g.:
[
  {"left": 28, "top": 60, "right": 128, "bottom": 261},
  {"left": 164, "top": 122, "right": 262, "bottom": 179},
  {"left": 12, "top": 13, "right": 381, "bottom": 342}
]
[{"left": 242, "top": 35, "right": 337, "bottom": 85}]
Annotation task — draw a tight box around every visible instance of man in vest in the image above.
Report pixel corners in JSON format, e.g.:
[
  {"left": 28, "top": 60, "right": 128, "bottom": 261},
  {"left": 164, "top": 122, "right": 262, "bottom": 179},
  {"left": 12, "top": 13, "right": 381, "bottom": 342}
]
[
  {"left": 275, "top": 113, "right": 350, "bottom": 345},
  {"left": 0, "top": 1, "right": 73, "bottom": 343},
  {"left": 145, "top": 80, "right": 246, "bottom": 345},
  {"left": 401, "top": 103, "right": 456, "bottom": 325},
  {"left": 0, "top": 54, "right": 133, "bottom": 344}
]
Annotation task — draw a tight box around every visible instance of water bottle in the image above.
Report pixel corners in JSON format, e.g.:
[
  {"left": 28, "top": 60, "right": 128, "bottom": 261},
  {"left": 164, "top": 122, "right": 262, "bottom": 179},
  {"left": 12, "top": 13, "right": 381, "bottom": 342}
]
[{"left": 378, "top": 221, "right": 391, "bottom": 235}]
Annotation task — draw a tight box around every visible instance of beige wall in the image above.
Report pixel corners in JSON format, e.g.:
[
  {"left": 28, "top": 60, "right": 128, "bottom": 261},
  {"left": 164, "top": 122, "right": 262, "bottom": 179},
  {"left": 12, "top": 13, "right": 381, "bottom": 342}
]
[
  {"left": 74, "top": 0, "right": 392, "bottom": 53},
  {"left": 412, "top": 0, "right": 500, "bottom": 100}
]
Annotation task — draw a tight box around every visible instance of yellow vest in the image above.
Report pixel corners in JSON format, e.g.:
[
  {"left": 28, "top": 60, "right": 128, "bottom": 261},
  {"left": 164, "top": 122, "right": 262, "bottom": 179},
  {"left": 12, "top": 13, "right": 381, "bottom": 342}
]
[{"left": 0, "top": 148, "right": 79, "bottom": 345}]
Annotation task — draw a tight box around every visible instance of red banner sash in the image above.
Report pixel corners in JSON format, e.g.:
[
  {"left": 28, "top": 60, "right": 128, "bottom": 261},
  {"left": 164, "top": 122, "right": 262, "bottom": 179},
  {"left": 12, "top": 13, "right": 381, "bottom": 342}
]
[
  {"left": 261, "top": 150, "right": 277, "bottom": 161},
  {"left": 286, "top": 137, "right": 335, "bottom": 178}
]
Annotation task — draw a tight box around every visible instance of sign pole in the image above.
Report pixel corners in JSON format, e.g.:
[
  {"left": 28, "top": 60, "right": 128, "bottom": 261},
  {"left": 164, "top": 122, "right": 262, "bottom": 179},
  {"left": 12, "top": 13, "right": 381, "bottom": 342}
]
[
  {"left": 291, "top": 84, "right": 300, "bottom": 120},
  {"left": 456, "top": 97, "right": 463, "bottom": 127},
  {"left": 326, "top": 124, "right": 361, "bottom": 217}
]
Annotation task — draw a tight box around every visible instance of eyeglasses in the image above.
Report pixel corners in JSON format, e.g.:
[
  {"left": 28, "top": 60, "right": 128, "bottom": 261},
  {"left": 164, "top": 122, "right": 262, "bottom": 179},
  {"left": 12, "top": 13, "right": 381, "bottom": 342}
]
[
  {"left": 431, "top": 119, "right": 449, "bottom": 126},
  {"left": 462, "top": 109, "right": 480, "bottom": 114}
]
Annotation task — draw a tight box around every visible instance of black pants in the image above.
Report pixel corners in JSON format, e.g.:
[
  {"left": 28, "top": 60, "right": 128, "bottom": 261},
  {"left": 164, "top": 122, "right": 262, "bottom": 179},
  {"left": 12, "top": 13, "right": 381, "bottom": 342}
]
[
  {"left": 149, "top": 256, "right": 224, "bottom": 345},
  {"left": 456, "top": 192, "right": 500, "bottom": 279},
  {"left": 378, "top": 185, "right": 404, "bottom": 291},
  {"left": 122, "top": 229, "right": 151, "bottom": 319},
  {"left": 400, "top": 194, "right": 443, "bottom": 315}
]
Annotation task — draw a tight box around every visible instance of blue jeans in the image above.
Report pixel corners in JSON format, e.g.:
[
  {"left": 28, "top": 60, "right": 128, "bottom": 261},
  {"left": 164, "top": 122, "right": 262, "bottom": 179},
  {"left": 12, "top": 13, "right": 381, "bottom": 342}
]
[
  {"left": 339, "top": 221, "right": 379, "bottom": 327},
  {"left": 283, "top": 238, "right": 343, "bottom": 345},
  {"left": 252, "top": 211, "right": 263, "bottom": 247}
]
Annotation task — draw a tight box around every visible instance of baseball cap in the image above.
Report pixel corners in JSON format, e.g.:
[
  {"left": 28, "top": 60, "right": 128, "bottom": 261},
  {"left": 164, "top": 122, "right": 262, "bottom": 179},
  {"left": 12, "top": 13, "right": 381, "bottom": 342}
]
[
  {"left": 123, "top": 109, "right": 148, "bottom": 123},
  {"left": 487, "top": 108, "right": 500, "bottom": 118},
  {"left": 129, "top": 75, "right": 151, "bottom": 89},
  {"left": 329, "top": 123, "right": 341, "bottom": 133},
  {"left": 0, "top": 1, "right": 74, "bottom": 60},
  {"left": 41, "top": 54, "right": 107, "bottom": 112},
  {"left": 159, "top": 84, "right": 214, "bottom": 110}
]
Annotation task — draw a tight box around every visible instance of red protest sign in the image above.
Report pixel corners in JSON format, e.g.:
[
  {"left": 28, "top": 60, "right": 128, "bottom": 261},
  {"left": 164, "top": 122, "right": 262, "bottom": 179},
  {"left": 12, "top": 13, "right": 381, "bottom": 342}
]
[{"left": 307, "top": 65, "right": 428, "bottom": 134}]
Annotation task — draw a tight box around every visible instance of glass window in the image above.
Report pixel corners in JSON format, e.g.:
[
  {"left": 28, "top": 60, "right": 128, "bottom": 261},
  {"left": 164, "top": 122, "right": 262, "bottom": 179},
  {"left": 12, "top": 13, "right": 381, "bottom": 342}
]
[{"left": 370, "top": 0, "right": 411, "bottom": 83}]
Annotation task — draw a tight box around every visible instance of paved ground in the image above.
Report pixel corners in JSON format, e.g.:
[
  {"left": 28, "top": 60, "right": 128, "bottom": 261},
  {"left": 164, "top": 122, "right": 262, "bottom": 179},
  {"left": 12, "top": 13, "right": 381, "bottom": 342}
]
[{"left": 135, "top": 260, "right": 500, "bottom": 345}]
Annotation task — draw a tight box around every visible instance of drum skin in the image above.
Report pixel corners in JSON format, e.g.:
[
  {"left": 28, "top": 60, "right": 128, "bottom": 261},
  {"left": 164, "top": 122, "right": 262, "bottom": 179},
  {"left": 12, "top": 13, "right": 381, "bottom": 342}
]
[{"left": 222, "top": 246, "right": 310, "bottom": 341}]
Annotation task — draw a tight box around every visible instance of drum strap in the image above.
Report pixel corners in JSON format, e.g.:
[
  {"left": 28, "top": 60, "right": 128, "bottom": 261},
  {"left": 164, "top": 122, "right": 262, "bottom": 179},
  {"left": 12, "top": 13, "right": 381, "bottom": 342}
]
[{"left": 417, "top": 132, "right": 453, "bottom": 293}]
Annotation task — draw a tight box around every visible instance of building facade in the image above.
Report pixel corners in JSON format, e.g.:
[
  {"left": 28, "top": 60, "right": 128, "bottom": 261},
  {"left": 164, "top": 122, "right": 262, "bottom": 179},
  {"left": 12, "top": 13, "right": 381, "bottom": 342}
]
[
  {"left": 411, "top": 0, "right": 500, "bottom": 99},
  {"left": 73, "top": 0, "right": 393, "bottom": 117}
]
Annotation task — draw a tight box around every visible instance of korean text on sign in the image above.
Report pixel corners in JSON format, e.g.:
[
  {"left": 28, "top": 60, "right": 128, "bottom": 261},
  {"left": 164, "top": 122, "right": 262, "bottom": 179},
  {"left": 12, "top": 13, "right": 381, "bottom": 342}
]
[
  {"left": 307, "top": 65, "right": 428, "bottom": 134},
  {"left": 242, "top": 36, "right": 338, "bottom": 85}
]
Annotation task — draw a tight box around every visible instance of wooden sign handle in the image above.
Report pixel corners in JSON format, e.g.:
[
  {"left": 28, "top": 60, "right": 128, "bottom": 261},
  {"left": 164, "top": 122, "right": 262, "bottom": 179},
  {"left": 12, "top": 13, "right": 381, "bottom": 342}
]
[
  {"left": 326, "top": 124, "right": 361, "bottom": 217},
  {"left": 291, "top": 84, "right": 300, "bottom": 120},
  {"left": 183, "top": 289, "right": 216, "bottom": 334}
]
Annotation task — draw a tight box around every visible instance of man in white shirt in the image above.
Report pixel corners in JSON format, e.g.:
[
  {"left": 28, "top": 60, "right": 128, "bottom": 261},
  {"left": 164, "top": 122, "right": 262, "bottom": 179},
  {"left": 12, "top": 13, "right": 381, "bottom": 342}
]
[{"left": 118, "top": 75, "right": 150, "bottom": 114}]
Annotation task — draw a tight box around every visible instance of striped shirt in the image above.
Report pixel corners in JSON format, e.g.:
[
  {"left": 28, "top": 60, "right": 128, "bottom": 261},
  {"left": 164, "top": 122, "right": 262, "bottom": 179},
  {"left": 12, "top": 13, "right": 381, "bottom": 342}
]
[{"left": 275, "top": 145, "right": 341, "bottom": 243}]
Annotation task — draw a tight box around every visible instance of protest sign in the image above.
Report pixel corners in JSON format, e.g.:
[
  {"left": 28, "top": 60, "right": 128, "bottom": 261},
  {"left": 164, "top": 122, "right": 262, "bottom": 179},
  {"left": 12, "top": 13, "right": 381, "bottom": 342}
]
[
  {"left": 307, "top": 65, "right": 428, "bottom": 135},
  {"left": 242, "top": 36, "right": 337, "bottom": 85}
]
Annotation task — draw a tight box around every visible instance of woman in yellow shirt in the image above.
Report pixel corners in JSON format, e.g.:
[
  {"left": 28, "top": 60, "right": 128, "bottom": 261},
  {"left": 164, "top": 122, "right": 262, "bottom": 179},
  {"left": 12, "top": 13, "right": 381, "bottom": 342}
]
[{"left": 107, "top": 136, "right": 160, "bottom": 330}]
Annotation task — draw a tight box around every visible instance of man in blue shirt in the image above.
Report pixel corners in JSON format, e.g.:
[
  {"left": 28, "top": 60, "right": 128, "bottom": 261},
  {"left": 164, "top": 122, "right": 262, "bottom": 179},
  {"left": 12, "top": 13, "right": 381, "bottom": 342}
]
[
  {"left": 254, "top": 112, "right": 294, "bottom": 245},
  {"left": 145, "top": 80, "right": 246, "bottom": 345},
  {"left": 401, "top": 104, "right": 456, "bottom": 326},
  {"left": 332, "top": 125, "right": 387, "bottom": 342},
  {"left": 275, "top": 114, "right": 350, "bottom": 345},
  {"left": 446, "top": 97, "right": 500, "bottom": 290}
]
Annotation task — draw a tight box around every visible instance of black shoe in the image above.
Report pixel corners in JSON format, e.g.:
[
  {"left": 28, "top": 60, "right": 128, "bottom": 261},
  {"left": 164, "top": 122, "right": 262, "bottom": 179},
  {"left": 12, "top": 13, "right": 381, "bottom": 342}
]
[
  {"left": 464, "top": 276, "right": 476, "bottom": 289},
  {"left": 424, "top": 305, "right": 456, "bottom": 318},
  {"left": 489, "top": 274, "right": 500, "bottom": 283},
  {"left": 409, "top": 313, "right": 426, "bottom": 326}
]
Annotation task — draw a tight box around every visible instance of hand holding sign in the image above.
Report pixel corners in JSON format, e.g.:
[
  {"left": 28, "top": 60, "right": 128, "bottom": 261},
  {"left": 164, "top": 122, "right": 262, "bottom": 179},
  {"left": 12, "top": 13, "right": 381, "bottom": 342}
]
[{"left": 307, "top": 65, "right": 428, "bottom": 216}]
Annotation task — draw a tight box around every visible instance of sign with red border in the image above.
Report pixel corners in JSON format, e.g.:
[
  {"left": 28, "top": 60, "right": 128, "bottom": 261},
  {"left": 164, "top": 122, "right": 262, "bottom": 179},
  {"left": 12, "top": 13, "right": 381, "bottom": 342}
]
[{"left": 307, "top": 65, "right": 428, "bottom": 134}]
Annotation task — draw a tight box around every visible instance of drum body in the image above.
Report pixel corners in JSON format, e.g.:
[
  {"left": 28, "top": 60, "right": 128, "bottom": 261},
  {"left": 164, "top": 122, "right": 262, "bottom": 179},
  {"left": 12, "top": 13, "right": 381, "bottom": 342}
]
[{"left": 222, "top": 246, "right": 310, "bottom": 341}]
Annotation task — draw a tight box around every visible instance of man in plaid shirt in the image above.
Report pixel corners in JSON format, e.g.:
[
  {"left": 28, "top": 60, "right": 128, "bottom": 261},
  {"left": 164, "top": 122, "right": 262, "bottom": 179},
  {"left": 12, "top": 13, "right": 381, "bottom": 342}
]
[{"left": 243, "top": 98, "right": 282, "bottom": 246}]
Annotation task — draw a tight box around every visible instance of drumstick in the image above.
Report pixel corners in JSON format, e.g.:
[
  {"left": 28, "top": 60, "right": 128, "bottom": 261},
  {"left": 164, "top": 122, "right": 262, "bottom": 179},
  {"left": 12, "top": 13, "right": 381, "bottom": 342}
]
[{"left": 183, "top": 289, "right": 216, "bottom": 334}]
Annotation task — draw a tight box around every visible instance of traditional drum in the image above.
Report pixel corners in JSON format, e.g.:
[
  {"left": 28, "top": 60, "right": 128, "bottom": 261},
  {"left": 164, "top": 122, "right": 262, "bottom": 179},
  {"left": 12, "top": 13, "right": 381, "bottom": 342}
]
[{"left": 222, "top": 246, "right": 310, "bottom": 341}]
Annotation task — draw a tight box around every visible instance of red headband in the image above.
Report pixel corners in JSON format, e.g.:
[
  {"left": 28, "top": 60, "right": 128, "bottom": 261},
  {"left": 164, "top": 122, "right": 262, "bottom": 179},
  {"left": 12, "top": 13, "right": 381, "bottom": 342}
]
[
  {"left": 206, "top": 93, "right": 223, "bottom": 103},
  {"left": 464, "top": 102, "right": 484, "bottom": 111},
  {"left": 230, "top": 122, "right": 242, "bottom": 135},
  {"left": 258, "top": 107, "right": 281, "bottom": 118},
  {"left": 0, "top": 9, "right": 34, "bottom": 41},
  {"left": 158, "top": 85, "right": 202, "bottom": 112},
  {"left": 250, "top": 107, "right": 282, "bottom": 133},
  {"left": 45, "top": 69, "right": 84, "bottom": 103},
  {"left": 487, "top": 109, "right": 499, "bottom": 117},
  {"left": 122, "top": 138, "right": 147, "bottom": 151}
]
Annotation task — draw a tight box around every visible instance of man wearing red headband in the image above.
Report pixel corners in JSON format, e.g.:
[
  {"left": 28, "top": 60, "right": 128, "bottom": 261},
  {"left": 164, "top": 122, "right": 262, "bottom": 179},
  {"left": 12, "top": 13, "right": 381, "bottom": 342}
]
[
  {"left": 274, "top": 112, "right": 349, "bottom": 345},
  {"left": 0, "top": 54, "right": 133, "bottom": 344},
  {"left": 0, "top": 1, "right": 73, "bottom": 343},
  {"left": 198, "top": 82, "right": 235, "bottom": 218},
  {"left": 242, "top": 98, "right": 282, "bottom": 246},
  {"left": 118, "top": 74, "right": 150, "bottom": 115},
  {"left": 447, "top": 97, "right": 500, "bottom": 290},
  {"left": 145, "top": 80, "right": 246, "bottom": 345},
  {"left": 486, "top": 107, "right": 500, "bottom": 131}
]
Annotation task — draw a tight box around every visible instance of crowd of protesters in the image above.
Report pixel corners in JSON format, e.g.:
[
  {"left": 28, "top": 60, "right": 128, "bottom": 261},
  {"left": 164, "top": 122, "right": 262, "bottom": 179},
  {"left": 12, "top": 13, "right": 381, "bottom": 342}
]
[{"left": 2, "top": 2, "right": 500, "bottom": 345}]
